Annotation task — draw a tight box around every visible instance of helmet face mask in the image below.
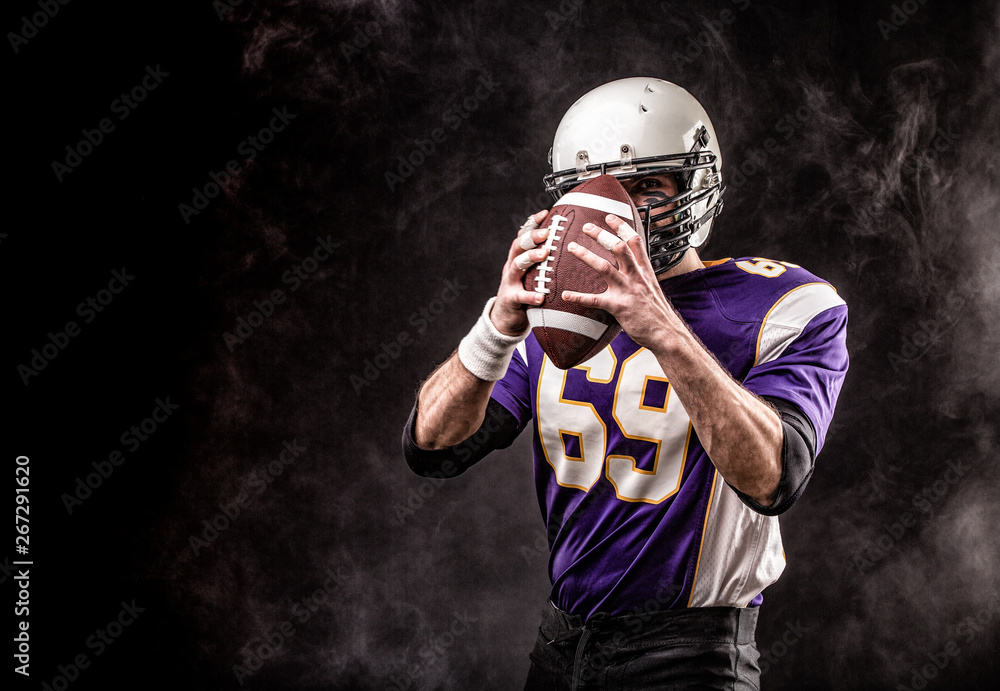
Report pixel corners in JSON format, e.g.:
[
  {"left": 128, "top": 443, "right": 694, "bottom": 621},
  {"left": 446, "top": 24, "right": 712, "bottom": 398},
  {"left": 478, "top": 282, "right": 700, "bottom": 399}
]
[{"left": 543, "top": 78, "right": 725, "bottom": 274}]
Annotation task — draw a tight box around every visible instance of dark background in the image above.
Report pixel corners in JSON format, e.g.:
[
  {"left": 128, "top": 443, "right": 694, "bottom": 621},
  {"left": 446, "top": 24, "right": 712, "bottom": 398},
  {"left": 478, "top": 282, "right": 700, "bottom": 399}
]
[{"left": 6, "top": 0, "right": 1000, "bottom": 689}]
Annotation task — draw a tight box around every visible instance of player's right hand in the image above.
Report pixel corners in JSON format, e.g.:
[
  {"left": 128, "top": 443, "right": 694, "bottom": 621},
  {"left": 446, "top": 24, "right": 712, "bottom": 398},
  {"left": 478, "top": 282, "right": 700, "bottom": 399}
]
[{"left": 490, "top": 210, "right": 550, "bottom": 336}]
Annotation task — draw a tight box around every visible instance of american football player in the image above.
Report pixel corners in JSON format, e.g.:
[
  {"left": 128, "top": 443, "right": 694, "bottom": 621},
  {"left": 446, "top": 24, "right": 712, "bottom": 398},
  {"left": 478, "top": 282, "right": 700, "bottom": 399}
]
[{"left": 403, "top": 77, "right": 848, "bottom": 689}]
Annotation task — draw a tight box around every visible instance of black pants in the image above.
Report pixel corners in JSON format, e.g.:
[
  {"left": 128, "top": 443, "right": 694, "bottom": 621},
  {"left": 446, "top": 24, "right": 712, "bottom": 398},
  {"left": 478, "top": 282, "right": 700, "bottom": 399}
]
[{"left": 524, "top": 600, "right": 761, "bottom": 691}]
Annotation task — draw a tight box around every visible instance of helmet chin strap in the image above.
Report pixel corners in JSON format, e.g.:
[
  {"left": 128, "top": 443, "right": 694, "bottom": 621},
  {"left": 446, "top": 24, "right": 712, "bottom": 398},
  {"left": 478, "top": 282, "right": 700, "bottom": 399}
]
[
  {"left": 650, "top": 236, "right": 693, "bottom": 274},
  {"left": 652, "top": 251, "right": 688, "bottom": 275}
]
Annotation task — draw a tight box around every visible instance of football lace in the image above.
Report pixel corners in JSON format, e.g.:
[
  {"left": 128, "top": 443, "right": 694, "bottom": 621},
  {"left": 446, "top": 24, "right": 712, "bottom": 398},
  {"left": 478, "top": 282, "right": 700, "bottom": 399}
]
[{"left": 534, "top": 214, "right": 567, "bottom": 294}]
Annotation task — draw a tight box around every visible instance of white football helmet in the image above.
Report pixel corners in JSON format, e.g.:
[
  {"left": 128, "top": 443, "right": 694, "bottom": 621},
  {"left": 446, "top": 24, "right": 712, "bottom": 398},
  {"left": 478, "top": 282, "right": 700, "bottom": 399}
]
[{"left": 544, "top": 77, "right": 725, "bottom": 273}]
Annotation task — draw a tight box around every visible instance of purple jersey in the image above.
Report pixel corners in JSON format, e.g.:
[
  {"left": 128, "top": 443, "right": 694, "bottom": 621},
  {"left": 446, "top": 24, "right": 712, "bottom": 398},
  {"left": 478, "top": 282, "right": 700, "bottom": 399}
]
[{"left": 490, "top": 257, "right": 849, "bottom": 618}]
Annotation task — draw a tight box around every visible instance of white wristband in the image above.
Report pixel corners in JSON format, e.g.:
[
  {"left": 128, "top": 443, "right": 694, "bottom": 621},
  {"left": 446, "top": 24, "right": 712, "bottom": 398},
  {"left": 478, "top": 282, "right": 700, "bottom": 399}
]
[{"left": 458, "top": 298, "right": 529, "bottom": 381}]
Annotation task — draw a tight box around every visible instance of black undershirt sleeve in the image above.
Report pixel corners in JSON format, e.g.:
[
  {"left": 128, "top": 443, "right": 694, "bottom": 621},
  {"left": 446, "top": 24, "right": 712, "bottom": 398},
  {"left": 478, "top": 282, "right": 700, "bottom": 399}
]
[
  {"left": 402, "top": 397, "right": 524, "bottom": 479},
  {"left": 727, "top": 396, "right": 818, "bottom": 517}
]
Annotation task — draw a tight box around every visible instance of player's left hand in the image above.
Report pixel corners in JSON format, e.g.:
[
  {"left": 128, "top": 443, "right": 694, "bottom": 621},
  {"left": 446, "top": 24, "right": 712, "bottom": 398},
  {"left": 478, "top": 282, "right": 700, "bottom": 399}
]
[{"left": 562, "top": 214, "right": 677, "bottom": 349}]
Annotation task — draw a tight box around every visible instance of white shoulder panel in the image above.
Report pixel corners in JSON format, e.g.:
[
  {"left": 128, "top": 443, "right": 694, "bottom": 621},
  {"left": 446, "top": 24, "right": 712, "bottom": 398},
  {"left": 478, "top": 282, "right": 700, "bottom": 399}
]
[{"left": 756, "top": 283, "right": 845, "bottom": 365}]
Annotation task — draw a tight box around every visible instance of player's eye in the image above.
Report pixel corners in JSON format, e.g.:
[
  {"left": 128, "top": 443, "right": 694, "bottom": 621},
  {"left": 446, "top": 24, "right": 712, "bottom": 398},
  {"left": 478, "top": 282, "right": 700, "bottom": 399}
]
[{"left": 638, "top": 178, "right": 661, "bottom": 190}]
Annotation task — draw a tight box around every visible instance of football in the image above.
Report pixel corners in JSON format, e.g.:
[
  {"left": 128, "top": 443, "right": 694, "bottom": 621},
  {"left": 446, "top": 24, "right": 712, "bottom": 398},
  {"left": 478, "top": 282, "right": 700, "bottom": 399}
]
[{"left": 523, "top": 174, "right": 644, "bottom": 369}]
